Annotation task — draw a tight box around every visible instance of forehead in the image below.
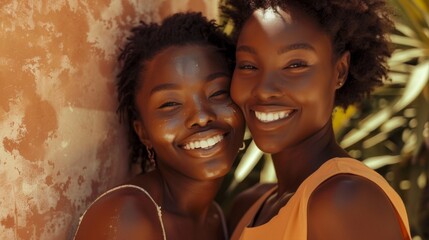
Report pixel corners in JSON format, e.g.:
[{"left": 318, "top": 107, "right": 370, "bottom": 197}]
[
  {"left": 146, "top": 45, "right": 227, "bottom": 73},
  {"left": 238, "top": 7, "right": 331, "bottom": 50},
  {"left": 139, "top": 45, "right": 229, "bottom": 89}
]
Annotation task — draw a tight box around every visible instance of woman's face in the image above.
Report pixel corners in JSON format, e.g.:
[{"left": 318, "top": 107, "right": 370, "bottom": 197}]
[
  {"left": 134, "top": 45, "right": 244, "bottom": 180},
  {"left": 231, "top": 7, "right": 349, "bottom": 154}
]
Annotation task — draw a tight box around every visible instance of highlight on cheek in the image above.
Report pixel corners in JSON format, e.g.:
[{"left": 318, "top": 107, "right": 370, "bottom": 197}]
[
  {"left": 224, "top": 104, "right": 244, "bottom": 127},
  {"left": 162, "top": 133, "right": 175, "bottom": 143}
]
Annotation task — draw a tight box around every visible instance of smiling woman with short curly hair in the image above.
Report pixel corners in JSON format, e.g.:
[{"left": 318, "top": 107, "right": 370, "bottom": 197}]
[
  {"left": 74, "top": 12, "right": 245, "bottom": 240},
  {"left": 116, "top": 12, "right": 236, "bottom": 172}
]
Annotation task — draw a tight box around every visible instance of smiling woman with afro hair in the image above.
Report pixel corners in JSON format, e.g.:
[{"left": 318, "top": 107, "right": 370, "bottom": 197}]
[
  {"left": 221, "top": 1, "right": 412, "bottom": 240},
  {"left": 222, "top": 0, "right": 394, "bottom": 108}
]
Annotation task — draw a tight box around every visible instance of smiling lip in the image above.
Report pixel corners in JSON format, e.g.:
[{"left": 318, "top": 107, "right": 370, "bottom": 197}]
[
  {"left": 182, "top": 134, "right": 224, "bottom": 150},
  {"left": 254, "top": 110, "right": 295, "bottom": 123}
]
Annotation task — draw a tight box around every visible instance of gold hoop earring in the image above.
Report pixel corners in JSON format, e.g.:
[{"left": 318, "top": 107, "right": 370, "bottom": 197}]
[{"left": 239, "top": 142, "right": 246, "bottom": 151}]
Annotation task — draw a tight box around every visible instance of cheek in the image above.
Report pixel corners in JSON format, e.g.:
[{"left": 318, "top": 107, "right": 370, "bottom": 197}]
[
  {"left": 298, "top": 86, "right": 336, "bottom": 124},
  {"left": 160, "top": 132, "right": 175, "bottom": 143},
  {"left": 231, "top": 76, "right": 247, "bottom": 106},
  {"left": 146, "top": 117, "right": 179, "bottom": 145},
  {"left": 295, "top": 70, "right": 336, "bottom": 105},
  {"left": 221, "top": 103, "right": 245, "bottom": 128},
  {"left": 230, "top": 84, "right": 240, "bottom": 104}
]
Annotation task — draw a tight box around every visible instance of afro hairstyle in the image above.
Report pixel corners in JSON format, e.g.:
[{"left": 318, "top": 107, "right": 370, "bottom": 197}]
[{"left": 221, "top": 0, "right": 394, "bottom": 108}]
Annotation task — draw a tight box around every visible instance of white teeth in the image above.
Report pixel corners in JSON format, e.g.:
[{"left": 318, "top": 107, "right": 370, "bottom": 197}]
[
  {"left": 273, "top": 114, "right": 279, "bottom": 121},
  {"left": 183, "top": 134, "right": 224, "bottom": 150},
  {"left": 255, "top": 111, "right": 291, "bottom": 123}
]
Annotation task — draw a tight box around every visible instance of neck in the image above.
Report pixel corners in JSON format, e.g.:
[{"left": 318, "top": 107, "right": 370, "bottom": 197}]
[
  {"left": 271, "top": 121, "right": 349, "bottom": 196},
  {"left": 158, "top": 168, "right": 222, "bottom": 222}
]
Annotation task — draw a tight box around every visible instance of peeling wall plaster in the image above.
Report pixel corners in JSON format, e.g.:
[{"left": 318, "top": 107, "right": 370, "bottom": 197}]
[{"left": 0, "top": 0, "right": 218, "bottom": 239}]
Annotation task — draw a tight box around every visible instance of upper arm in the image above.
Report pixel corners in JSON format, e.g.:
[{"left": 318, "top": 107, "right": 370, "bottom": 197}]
[
  {"left": 74, "top": 189, "right": 164, "bottom": 240},
  {"left": 227, "top": 183, "right": 275, "bottom": 233},
  {"left": 307, "top": 174, "right": 406, "bottom": 240}
]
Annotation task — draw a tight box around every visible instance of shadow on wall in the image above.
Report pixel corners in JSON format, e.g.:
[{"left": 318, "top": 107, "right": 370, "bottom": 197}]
[{"left": 0, "top": 0, "right": 217, "bottom": 239}]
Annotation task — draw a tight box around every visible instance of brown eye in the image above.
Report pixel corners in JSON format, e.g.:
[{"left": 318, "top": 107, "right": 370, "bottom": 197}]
[
  {"left": 237, "top": 64, "right": 257, "bottom": 70},
  {"left": 285, "top": 61, "right": 308, "bottom": 69}
]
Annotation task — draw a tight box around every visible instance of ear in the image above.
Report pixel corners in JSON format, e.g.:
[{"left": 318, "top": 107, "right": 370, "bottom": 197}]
[
  {"left": 335, "top": 51, "right": 350, "bottom": 89},
  {"left": 133, "top": 120, "right": 152, "bottom": 147}
]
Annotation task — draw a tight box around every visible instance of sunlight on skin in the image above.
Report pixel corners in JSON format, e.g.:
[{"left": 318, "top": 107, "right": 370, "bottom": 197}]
[
  {"left": 163, "top": 133, "right": 175, "bottom": 143},
  {"left": 174, "top": 55, "right": 200, "bottom": 76},
  {"left": 253, "top": 8, "right": 293, "bottom": 39},
  {"left": 259, "top": 8, "right": 279, "bottom": 21}
]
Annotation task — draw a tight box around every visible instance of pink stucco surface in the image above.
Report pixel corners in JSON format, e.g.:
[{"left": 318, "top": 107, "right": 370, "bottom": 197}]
[{"left": 0, "top": 0, "right": 218, "bottom": 239}]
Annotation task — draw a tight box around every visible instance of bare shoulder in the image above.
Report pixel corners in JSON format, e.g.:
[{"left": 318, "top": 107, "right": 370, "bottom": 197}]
[
  {"left": 307, "top": 174, "right": 406, "bottom": 240},
  {"left": 74, "top": 185, "right": 164, "bottom": 240},
  {"left": 227, "top": 183, "right": 275, "bottom": 232}
]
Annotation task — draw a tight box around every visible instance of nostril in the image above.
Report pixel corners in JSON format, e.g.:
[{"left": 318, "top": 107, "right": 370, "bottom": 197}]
[
  {"left": 188, "top": 110, "right": 215, "bottom": 128},
  {"left": 252, "top": 73, "right": 284, "bottom": 100},
  {"left": 254, "top": 84, "right": 284, "bottom": 101}
]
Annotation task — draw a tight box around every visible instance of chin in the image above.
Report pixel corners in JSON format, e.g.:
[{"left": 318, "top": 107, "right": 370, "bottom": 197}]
[
  {"left": 199, "top": 161, "right": 231, "bottom": 180},
  {"left": 196, "top": 172, "right": 226, "bottom": 181},
  {"left": 252, "top": 137, "right": 283, "bottom": 154}
]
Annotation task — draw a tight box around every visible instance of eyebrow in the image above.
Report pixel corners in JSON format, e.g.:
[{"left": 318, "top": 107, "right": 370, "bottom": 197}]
[
  {"left": 150, "top": 83, "right": 180, "bottom": 95},
  {"left": 206, "top": 72, "right": 230, "bottom": 82},
  {"left": 277, "top": 43, "right": 316, "bottom": 54},
  {"left": 236, "top": 42, "right": 316, "bottom": 55},
  {"left": 236, "top": 46, "right": 257, "bottom": 55}
]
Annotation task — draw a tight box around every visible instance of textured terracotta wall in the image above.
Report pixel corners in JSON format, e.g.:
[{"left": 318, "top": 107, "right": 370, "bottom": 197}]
[{"left": 0, "top": 0, "right": 218, "bottom": 239}]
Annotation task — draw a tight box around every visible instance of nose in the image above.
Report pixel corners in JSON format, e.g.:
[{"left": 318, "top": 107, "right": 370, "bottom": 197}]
[
  {"left": 185, "top": 96, "right": 216, "bottom": 128},
  {"left": 252, "top": 72, "right": 284, "bottom": 101}
]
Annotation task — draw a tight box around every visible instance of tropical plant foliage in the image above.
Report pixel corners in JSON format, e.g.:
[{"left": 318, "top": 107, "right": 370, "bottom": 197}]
[{"left": 218, "top": 1, "right": 429, "bottom": 239}]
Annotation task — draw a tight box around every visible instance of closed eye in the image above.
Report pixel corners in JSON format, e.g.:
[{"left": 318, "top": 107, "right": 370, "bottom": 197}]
[
  {"left": 158, "top": 102, "right": 181, "bottom": 109},
  {"left": 210, "top": 90, "right": 229, "bottom": 98}
]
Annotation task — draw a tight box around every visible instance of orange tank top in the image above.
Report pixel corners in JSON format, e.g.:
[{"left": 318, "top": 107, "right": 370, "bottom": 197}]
[{"left": 231, "top": 158, "right": 411, "bottom": 240}]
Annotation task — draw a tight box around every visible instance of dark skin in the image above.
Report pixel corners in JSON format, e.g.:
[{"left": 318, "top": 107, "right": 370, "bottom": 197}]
[
  {"left": 229, "top": 7, "right": 406, "bottom": 240},
  {"left": 227, "top": 183, "right": 275, "bottom": 231},
  {"left": 74, "top": 45, "right": 245, "bottom": 240}
]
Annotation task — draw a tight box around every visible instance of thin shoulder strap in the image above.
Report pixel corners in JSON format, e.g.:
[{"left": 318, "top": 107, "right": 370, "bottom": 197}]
[
  {"left": 73, "top": 184, "right": 167, "bottom": 240},
  {"left": 123, "top": 185, "right": 166, "bottom": 240},
  {"left": 230, "top": 186, "right": 277, "bottom": 240},
  {"left": 213, "top": 202, "right": 229, "bottom": 240}
]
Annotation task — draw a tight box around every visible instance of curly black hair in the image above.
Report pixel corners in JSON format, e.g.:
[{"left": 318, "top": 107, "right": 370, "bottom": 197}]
[
  {"left": 116, "top": 12, "right": 235, "bottom": 172},
  {"left": 221, "top": 0, "right": 394, "bottom": 108}
]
